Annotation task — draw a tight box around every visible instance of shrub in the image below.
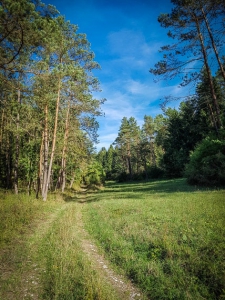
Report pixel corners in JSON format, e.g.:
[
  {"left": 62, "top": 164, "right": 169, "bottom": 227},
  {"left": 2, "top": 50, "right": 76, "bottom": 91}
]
[
  {"left": 84, "top": 161, "right": 105, "bottom": 186},
  {"left": 185, "top": 138, "right": 225, "bottom": 186}
]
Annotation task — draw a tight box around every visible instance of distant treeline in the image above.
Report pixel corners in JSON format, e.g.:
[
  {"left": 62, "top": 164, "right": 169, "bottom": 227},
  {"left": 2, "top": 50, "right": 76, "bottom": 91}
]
[
  {"left": 96, "top": 68, "right": 225, "bottom": 185},
  {"left": 96, "top": 0, "right": 225, "bottom": 186}
]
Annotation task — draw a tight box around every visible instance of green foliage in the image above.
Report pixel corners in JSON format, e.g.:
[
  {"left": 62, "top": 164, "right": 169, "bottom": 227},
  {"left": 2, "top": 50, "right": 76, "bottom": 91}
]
[
  {"left": 0, "top": 0, "right": 103, "bottom": 195},
  {"left": 83, "top": 179, "right": 225, "bottom": 300},
  {"left": 185, "top": 137, "right": 225, "bottom": 185},
  {"left": 84, "top": 160, "right": 105, "bottom": 186}
]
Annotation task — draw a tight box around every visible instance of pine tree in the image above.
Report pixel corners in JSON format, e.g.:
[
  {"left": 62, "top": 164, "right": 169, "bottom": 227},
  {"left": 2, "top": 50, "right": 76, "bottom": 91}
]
[{"left": 150, "top": 0, "right": 225, "bottom": 131}]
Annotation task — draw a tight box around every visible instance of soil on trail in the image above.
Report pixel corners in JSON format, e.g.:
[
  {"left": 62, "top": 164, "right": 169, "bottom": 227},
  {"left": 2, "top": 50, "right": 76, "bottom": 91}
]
[
  {"left": 1, "top": 189, "right": 145, "bottom": 300},
  {"left": 76, "top": 188, "right": 144, "bottom": 300}
]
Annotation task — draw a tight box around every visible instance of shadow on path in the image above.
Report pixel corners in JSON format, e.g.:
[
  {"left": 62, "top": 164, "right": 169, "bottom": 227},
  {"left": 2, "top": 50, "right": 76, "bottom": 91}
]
[{"left": 63, "top": 186, "right": 101, "bottom": 204}]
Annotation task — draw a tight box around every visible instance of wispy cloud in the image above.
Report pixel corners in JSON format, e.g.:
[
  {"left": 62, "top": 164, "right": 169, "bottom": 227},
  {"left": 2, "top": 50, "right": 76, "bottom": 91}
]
[
  {"left": 90, "top": 9, "right": 191, "bottom": 150},
  {"left": 44, "top": 0, "right": 179, "bottom": 151},
  {"left": 95, "top": 77, "right": 192, "bottom": 150},
  {"left": 107, "top": 29, "right": 160, "bottom": 59}
]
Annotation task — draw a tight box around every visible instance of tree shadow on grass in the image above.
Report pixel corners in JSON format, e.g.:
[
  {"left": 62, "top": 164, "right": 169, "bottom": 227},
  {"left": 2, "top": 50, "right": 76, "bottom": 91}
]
[
  {"left": 105, "top": 178, "right": 222, "bottom": 194},
  {"left": 63, "top": 178, "right": 224, "bottom": 204},
  {"left": 62, "top": 189, "right": 101, "bottom": 204}
]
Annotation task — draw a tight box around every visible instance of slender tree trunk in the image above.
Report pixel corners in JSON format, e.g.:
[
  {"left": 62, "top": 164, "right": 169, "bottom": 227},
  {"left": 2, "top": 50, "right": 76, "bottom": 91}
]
[
  {"left": 36, "top": 131, "right": 44, "bottom": 199},
  {"left": 151, "top": 142, "right": 156, "bottom": 166},
  {"left": 194, "top": 13, "right": 222, "bottom": 131},
  {"left": 42, "top": 104, "right": 49, "bottom": 199},
  {"left": 43, "top": 78, "right": 61, "bottom": 201},
  {"left": 55, "top": 99, "right": 71, "bottom": 192},
  {"left": 0, "top": 107, "right": 5, "bottom": 149},
  {"left": 207, "top": 101, "right": 218, "bottom": 130},
  {"left": 127, "top": 144, "right": 132, "bottom": 178},
  {"left": 27, "top": 179, "right": 32, "bottom": 196},
  {"left": 69, "top": 173, "right": 75, "bottom": 189},
  {"left": 6, "top": 131, "right": 12, "bottom": 189},
  {"left": 14, "top": 89, "right": 21, "bottom": 195},
  {"left": 202, "top": 7, "right": 225, "bottom": 82},
  {"left": 61, "top": 100, "right": 70, "bottom": 192}
]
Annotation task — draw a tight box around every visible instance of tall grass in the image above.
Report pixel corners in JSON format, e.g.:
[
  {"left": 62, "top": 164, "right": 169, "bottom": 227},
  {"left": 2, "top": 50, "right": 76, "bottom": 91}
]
[
  {"left": 0, "top": 192, "right": 118, "bottom": 300},
  {"left": 39, "top": 202, "right": 119, "bottom": 300},
  {"left": 0, "top": 192, "right": 63, "bottom": 299},
  {"left": 0, "top": 192, "right": 43, "bottom": 248},
  {"left": 83, "top": 179, "right": 225, "bottom": 300}
]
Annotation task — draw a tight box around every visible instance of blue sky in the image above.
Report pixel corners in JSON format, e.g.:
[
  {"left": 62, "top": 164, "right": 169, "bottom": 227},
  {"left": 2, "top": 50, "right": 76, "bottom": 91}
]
[{"left": 43, "top": 0, "right": 189, "bottom": 151}]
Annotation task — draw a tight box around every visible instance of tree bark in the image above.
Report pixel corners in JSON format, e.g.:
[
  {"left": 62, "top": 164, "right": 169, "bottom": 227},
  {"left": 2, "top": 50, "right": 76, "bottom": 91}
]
[
  {"left": 55, "top": 100, "right": 71, "bottom": 192},
  {"left": 61, "top": 100, "right": 70, "bottom": 192},
  {"left": 193, "top": 12, "right": 222, "bottom": 131},
  {"left": 42, "top": 77, "right": 61, "bottom": 201},
  {"left": 6, "top": 131, "right": 12, "bottom": 189},
  {"left": 127, "top": 143, "right": 132, "bottom": 179},
  {"left": 202, "top": 7, "right": 225, "bottom": 82},
  {"left": 41, "top": 104, "right": 49, "bottom": 200},
  {"left": 36, "top": 131, "right": 44, "bottom": 199},
  {"left": 14, "top": 89, "right": 21, "bottom": 195}
]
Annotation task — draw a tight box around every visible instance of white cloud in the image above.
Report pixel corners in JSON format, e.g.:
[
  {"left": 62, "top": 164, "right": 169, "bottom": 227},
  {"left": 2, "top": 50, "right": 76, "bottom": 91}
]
[
  {"left": 93, "top": 29, "right": 194, "bottom": 151},
  {"left": 107, "top": 29, "right": 160, "bottom": 59}
]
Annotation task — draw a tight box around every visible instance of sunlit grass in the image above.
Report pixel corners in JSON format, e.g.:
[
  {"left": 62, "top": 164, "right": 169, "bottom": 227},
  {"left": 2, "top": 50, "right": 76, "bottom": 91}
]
[
  {"left": 83, "top": 179, "right": 225, "bottom": 300},
  {"left": 0, "top": 192, "right": 118, "bottom": 300},
  {"left": 39, "top": 203, "right": 119, "bottom": 300}
]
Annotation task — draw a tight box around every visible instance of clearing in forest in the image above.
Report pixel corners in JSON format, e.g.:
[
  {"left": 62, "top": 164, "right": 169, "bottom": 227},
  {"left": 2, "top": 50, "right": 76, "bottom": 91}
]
[{"left": 0, "top": 178, "right": 225, "bottom": 300}]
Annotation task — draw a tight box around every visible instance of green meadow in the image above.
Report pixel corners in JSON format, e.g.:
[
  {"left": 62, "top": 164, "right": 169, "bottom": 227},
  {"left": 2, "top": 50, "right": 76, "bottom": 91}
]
[
  {"left": 0, "top": 193, "right": 118, "bottom": 300},
  {"left": 83, "top": 179, "right": 225, "bottom": 300},
  {"left": 0, "top": 178, "right": 225, "bottom": 299}
]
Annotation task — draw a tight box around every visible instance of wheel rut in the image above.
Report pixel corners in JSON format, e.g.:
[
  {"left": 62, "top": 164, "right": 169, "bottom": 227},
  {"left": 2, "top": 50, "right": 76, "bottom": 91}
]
[{"left": 75, "top": 195, "right": 144, "bottom": 300}]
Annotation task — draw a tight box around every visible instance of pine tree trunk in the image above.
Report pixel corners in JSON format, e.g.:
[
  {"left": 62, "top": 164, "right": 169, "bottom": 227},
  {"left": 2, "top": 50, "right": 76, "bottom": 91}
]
[
  {"left": 55, "top": 100, "right": 71, "bottom": 192},
  {"left": 69, "top": 173, "right": 75, "bottom": 189},
  {"left": 194, "top": 13, "right": 222, "bottom": 131},
  {"left": 127, "top": 144, "right": 132, "bottom": 179},
  {"left": 42, "top": 104, "right": 49, "bottom": 200},
  {"left": 43, "top": 78, "right": 61, "bottom": 201},
  {"left": 6, "top": 132, "right": 12, "bottom": 189},
  {"left": 202, "top": 7, "right": 225, "bottom": 82},
  {"left": 207, "top": 102, "right": 218, "bottom": 130},
  {"left": 61, "top": 101, "right": 70, "bottom": 192},
  {"left": 36, "top": 131, "right": 44, "bottom": 199},
  {"left": 0, "top": 107, "right": 5, "bottom": 150},
  {"left": 14, "top": 89, "right": 21, "bottom": 195}
]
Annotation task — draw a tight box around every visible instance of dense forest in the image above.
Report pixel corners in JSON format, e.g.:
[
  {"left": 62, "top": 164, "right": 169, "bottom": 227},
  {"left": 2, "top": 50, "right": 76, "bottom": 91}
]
[
  {"left": 0, "top": 0, "right": 104, "bottom": 199},
  {"left": 0, "top": 0, "right": 225, "bottom": 201},
  {"left": 96, "top": 0, "right": 225, "bottom": 186}
]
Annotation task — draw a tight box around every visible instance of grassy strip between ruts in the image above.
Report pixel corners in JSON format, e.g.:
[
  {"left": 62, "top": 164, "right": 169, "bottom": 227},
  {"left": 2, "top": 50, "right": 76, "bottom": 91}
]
[
  {"left": 82, "top": 178, "right": 225, "bottom": 300},
  {"left": 0, "top": 192, "right": 119, "bottom": 300}
]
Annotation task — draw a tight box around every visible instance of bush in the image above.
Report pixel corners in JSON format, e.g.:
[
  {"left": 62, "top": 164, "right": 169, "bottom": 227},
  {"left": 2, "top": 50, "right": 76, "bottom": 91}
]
[
  {"left": 185, "top": 138, "right": 225, "bottom": 186},
  {"left": 84, "top": 161, "right": 105, "bottom": 186}
]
